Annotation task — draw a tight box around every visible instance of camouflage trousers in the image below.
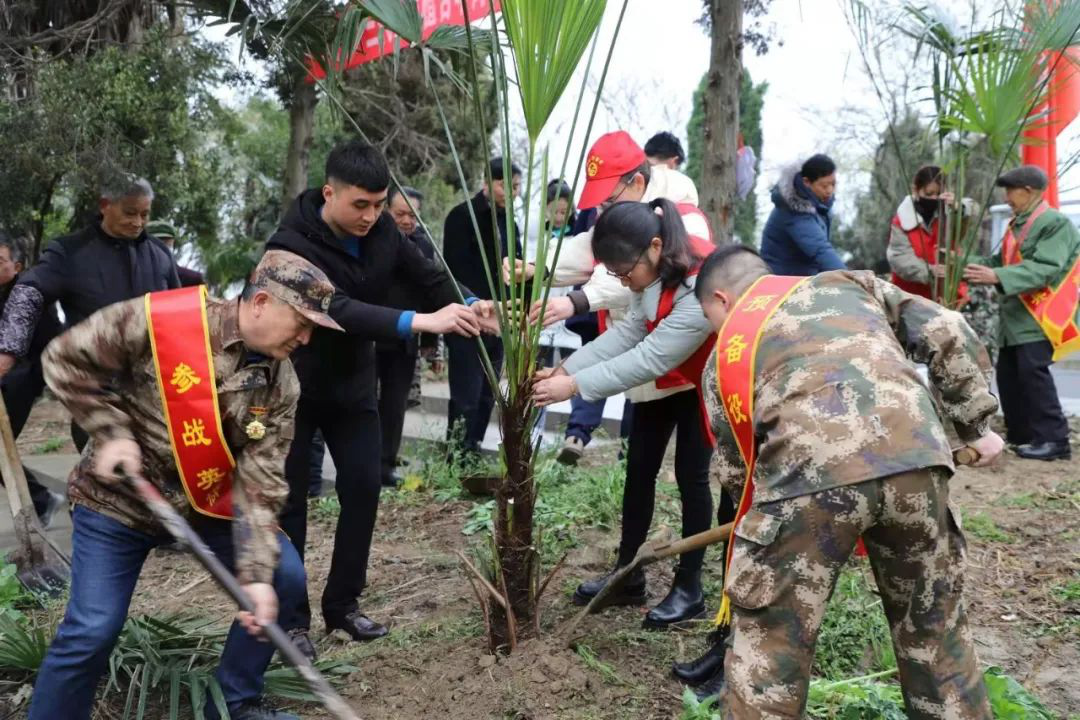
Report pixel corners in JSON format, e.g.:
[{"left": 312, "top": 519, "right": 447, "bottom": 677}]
[{"left": 720, "top": 467, "right": 991, "bottom": 719}]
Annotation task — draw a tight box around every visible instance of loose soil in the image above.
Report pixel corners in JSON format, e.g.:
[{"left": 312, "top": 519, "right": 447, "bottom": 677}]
[{"left": 8, "top": 400, "right": 1080, "bottom": 719}]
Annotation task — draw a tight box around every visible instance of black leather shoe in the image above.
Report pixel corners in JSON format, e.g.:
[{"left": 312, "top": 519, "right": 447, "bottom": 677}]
[
  {"left": 571, "top": 565, "right": 646, "bottom": 606},
  {"left": 286, "top": 628, "right": 317, "bottom": 662},
  {"left": 693, "top": 667, "right": 726, "bottom": 703},
  {"left": 1014, "top": 441, "right": 1071, "bottom": 461},
  {"left": 643, "top": 566, "right": 705, "bottom": 629},
  {"left": 672, "top": 628, "right": 728, "bottom": 685},
  {"left": 326, "top": 611, "right": 389, "bottom": 641}
]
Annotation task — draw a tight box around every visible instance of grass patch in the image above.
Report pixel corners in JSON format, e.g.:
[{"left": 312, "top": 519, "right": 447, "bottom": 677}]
[
  {"left": 310, "top": 494, "right": 341, "bottom": 521},
  {"left": 574, "top": 643, "right": 626, "bottom": 686},
  {"left": 964, "top": 513, "right": 1015, "bottom": 544},
  {"left": 813, "top": 568, "right": 896, "bottom": 681},
  {"left": 32, "top": 436, "right": 66, "bottom": 455},
  {"left": 1051, "top": 576, "right": 1080, "bottom": 605}
]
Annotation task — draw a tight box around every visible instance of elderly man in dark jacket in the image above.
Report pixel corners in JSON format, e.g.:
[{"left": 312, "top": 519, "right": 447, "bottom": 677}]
[
  {"left": 760, "top": 154, "right": 846, "bottom": 276},
  {"left": 0, "top": 233, "right": 64, "bottom": 526},
  {"left": 266, "top": 140, "right": 492, "bottom": 656},
  {"left": 441, "top": 157, "right": 522, "bottom": 457},
  {"left": 0, "top": 176, "right": 180, "bottom": 451}
]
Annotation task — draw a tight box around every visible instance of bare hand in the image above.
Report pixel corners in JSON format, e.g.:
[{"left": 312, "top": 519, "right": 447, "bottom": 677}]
[
  {"left": 413, "top": 304, "right": 481, "bottom": 337},
  {"left": 931, "top": 264, "right": 947, "bottom": 279},
  {"left": 528, "top": 296, "right": 575, "bottom": 327},
  {"left": 968, "top": 430, "right": 1005, "bottom": 467},
  {"left": 962, "top": 264, "right": 998, "bottom": 285},
  {"left": 95, "top": 438, "right": 142, "bottom": 484},
  {"left": 471, "top": 300, "right": 501, "bottom": 335},
  {"left": 938, "top": 191, "right": 956, "bottom": 205},
  {"left": 237, "top": 582, "right": 278, "bottom": 639},
  {"left": 0, "top": 353, "right": 15, "bottom": 379},
  {"left": 532, "top": 375, "right": 577, "bottom": 407},
  {"left": 533, "top": 365, "right": 567, "bottom": 383},
  {"left": 502, "top": 258, "right": 536, "bottom": 285}
]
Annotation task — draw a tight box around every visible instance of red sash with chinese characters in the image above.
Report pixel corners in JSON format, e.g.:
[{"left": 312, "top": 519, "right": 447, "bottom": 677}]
[
  {"left": 714, "top": 275, "right": 808, "bottom": 626},
  {"left": 1002, "top": 201, "right": 1080, "bottom": 360},
  {"left": 145, "top": 286, "right": 236, "bottom": 518}
]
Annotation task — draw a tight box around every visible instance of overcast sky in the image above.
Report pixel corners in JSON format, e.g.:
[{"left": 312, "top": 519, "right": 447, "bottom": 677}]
[{"left": 207, "top": 0, "right": 1080, "bottom": 229}]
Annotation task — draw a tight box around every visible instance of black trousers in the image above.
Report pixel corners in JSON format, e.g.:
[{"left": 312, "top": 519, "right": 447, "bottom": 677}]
[
  {"left": 1, "top": 362, "right": 55, "bottom": 516},
  {"left": 996, "top": 340, "right": 1069, "bottom": 445},
  {"left": 279, "top": 395, "right": 382, "bottom": 628},
  {"left": 618, "top": 390, "right": 717, "bottom": 571},
  {"left": 376, "top": 346, "right": 417, "bottom": 481},
  {"left": 445, "top": 334, "right": 504, "bottom": 454}
]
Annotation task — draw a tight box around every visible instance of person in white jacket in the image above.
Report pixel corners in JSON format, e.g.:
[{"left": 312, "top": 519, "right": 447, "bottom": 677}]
[{"left": 532, "top": 197, "right": 724, "bottom": 629}]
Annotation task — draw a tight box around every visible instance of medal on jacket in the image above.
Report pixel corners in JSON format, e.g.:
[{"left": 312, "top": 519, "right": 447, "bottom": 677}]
[
  {"left": 246, "top": 407, "right": 267, "bottom": 440},
  {"left": 713, "top": 274, "right": 808, "bottom": 628},
  {"left": 1003, "top": 201, "right": 1080, "bottom": 360},
  {"left": 146, "top": 286, "right": 236, "bottom": 518}
]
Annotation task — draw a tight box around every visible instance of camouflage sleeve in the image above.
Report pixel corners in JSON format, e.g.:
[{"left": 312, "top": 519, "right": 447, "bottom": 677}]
[
  {"left": 41, "top": 298, "right": 149, "bottom": 444},
  {"left": 867, "top": 276, "right": 998, "bottom": 443},
  {"left": 886, "top": 223, "right": 931, "bottom": 284},
  {"left": 231, "top": 362, "right": 298, "bottom": 585},
  {"left": 702, "top": 347, "right": 745, "bottom": 499}
]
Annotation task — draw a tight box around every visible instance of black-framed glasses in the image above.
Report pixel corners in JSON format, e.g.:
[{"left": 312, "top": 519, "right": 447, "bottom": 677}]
[
  {"left": 599, "top": 179, "right": 632, "bottom": 210},
  {"left": 606, "top": 244, "right": 651, "bottom": 280}
]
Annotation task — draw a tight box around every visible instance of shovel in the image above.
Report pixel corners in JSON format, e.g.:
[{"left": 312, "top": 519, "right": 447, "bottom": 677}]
[
  {"left": 121, "top": 470, "right": 361, "bottom": 720},
  {"left": 562, "top": 446, "right": 985, "bottom": 642},
  {"left": 0, "top": 395, "right": 70, "bottom": 596},
  {"left": 563, "top": 521, "right": 735, "bottom": 642}
]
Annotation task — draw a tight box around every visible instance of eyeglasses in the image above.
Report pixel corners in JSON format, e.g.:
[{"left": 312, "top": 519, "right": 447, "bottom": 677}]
[
  {"left": 599, "top": 179, "right": 632, "bottom": 210},
  {"left": 605, "top": 244, "right": 651, "bottom": 281}
]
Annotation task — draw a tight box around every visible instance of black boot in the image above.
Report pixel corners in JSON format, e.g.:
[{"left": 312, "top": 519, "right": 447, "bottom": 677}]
[
  {"left": 693, "top": 666, "right": 726, "bottom": 703},
  {"left": 642, "top": 566, "right": 705, "bottom": 629},
  {"left": 672, "top": 628, "right": 728, "bottom": 685},
  {"left": 571, "top": 565, "right": 647, "bottom": 607},
  {"left": 1014, "top": 440, "right": 1071, "bottom": 461}
]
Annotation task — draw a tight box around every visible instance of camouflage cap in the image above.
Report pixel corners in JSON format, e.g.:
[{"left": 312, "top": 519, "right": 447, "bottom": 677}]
[
  {"left": 250, "top": 250, "right": 343, "bottom": 332},
  {"left": 145, "top": 220, "right": 179, "bottom": 240},
  {"left": 996, "top": 165, "right": 1049, "bottom": 190}
]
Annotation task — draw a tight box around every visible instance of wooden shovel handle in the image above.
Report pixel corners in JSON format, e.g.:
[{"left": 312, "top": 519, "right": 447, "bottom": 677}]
[
  {"left": 0, "top": 394, "right": 32, "bottom": 517},
  {"left": 953, "top": 447, "right": 980, "bottom": 466},
  {"left": 646, "top": 521, "right": 735, "bottom": 563}
]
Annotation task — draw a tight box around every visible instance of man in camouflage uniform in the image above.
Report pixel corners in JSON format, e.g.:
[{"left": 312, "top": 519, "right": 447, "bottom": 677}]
[
  {"left": 29, "top": 251, "right": 340, "bottom": 720},
  {"left": 695, "top": 245, "right": 1003, "bottom": 719}
]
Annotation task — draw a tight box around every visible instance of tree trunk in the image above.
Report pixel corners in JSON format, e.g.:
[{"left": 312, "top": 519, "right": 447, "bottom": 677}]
[
  {"left": 280, "top": 73, "right": 319, "bottom": 213},
  {"left": 700, "top": 0, "right": 743, "bottom": 245}
]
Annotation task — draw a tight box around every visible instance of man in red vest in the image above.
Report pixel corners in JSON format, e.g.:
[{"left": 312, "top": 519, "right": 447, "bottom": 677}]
[{"left": 30, "top": 251, "right": 338, "bottom": 720}]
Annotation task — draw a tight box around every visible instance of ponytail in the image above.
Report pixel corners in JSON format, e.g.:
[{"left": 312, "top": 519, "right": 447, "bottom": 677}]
[{"left": 592, "top": 198, "right": 702, "bottom": 289}]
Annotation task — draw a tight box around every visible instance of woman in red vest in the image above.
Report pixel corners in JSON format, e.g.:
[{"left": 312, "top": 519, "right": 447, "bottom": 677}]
[
  {"left": 887, "top": 165, "right": 968, "bottom": 303},
  {"left": 532, "top": 198, "right": 731, "bottom": 629}
]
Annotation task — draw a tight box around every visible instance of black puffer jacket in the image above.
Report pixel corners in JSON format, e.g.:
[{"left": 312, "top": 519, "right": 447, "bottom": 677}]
[{"left": 266, "top": 189, "right": 469, "bottom": 404}]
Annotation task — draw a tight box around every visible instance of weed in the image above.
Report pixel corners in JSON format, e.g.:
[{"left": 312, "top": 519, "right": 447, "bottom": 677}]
[
  {"left": 574, "top": 643, "right": 626, "bottom": 686},
  {"left": 32, "top": 436, "right": 66, "bottom": 455},
  {"left": 1051, "top": 576, "right": 1080, "bottom": 605},
  {"left": 964, "top": 513, "right": 1015, "bottom": 543},
  {"left": 813, "top": 568, "right": 895, "bottom": 681},
  {"left": 679, "top": 686, "right": 721, "bottom": 720},
  {"left": 310, "top": 494, "right": 341, "bottom": 521}
]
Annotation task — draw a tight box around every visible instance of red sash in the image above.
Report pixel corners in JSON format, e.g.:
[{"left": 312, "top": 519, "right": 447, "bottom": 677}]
[
  {"left": 714, "top": 275, "right": 809, "bottom": 626},
  {"left": 146, "top": 286, "right": 236, "bottom": 518},
  {"left": 1003, "top": 201, "right": 1080, "bottom": 360}
]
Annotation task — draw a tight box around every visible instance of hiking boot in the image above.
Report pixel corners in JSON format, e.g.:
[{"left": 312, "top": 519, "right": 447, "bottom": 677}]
[
  {"left": 287, "top": 627, "right": 317, "bottom": 662},
  {"left": 571, "top": 565, "right": 646, "bottom": 606},
  {"left": 326, "top": 610, "right": 388, "bottom": 642},
  {"left": 226, "top": 699, "right": 300, "bottom": 720},
  {"left": 643, "top": 566, "right": 705, "bottom": 629},
  {"left": 672, "top": 628, "right": 728, "bottom": 685},
  {"left": 557, "top": 436, "right": 585, "bottom": 466},
  {"left": 693, "top": 667, "right": 726, "bottom": 703}
]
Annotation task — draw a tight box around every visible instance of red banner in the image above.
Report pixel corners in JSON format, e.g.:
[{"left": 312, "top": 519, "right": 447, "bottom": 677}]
[
  {"left": 713, "top": 275, "right": 809, "bottom": 627},
  {"left": 146, "top": 286, "right": 236, "bottom": 519},
  {"left": 308, "top": 0, "right": 501, "bottom": 80}
]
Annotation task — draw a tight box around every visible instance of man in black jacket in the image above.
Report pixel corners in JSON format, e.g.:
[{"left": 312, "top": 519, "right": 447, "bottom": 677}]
[
  {"left": 0, "top": 233, "right": 64, "bottom": 526},
  {"left": 442, "top": 158, "right": 522, "bottom": 457},
  {"left": 0, "top": 176, "right": 180, "bottom": 451},
  {"left": 266, "top": 140, "right": 493, "bottom": 654},
  {"left": 377, "top": 186, "right": 439, "bottom": 488}
]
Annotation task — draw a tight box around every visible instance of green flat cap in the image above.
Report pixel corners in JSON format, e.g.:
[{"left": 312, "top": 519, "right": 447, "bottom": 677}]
[{"left": 145, "top": 220, "right": 180, "bottom": 240}]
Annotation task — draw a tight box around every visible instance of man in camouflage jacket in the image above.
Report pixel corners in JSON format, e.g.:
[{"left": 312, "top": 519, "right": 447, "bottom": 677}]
[
  {"left": 695, "top": 246, "right": 1004, "bottom": 719},
  {"left": 28, "top": 251, "right": 341, "bottom": 720}
]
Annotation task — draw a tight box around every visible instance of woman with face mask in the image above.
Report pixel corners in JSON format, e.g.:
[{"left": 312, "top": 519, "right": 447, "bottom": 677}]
[
  {"left": 532, "top": 198, "right": 729, "bottom": 629},
  {"left": 887, "top": 165, "right": 969, "bottom": 303}
]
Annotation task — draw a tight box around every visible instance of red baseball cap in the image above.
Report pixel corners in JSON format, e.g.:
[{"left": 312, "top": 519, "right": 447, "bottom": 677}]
[{"left": 578, "top": 131, "right": 647, "bottom": 210}]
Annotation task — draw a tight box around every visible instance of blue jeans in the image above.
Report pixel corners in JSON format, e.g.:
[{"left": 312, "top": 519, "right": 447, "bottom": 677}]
[{"left": 29, "top": 505, "right": 306, "bottom": 720}]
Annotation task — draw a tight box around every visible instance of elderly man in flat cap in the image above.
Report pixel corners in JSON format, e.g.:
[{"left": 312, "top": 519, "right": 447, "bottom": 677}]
[{"left": 964, "top": 165, "right": 1080, "bottom": 461}]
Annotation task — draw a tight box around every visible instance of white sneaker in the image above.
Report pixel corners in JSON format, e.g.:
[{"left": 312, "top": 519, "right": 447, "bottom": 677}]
[{"left": 557, "top": 436, "right": 585, "bottom": 466}]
